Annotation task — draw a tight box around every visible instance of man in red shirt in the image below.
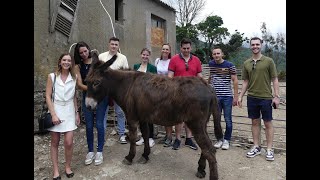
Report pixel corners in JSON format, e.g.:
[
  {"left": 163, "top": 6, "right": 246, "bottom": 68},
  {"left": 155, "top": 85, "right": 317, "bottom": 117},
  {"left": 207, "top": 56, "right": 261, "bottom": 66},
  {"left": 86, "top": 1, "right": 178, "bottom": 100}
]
[{"left": 168, "top": 38, "right": 202, "bottom": 150}]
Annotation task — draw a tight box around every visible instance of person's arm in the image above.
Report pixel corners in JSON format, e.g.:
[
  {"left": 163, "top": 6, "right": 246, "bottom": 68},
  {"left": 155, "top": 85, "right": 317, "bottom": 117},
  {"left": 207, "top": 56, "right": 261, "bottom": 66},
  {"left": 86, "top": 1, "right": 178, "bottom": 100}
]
[
  {"left": 168, "top": 71, "right": 174, "bottom": 78},
  {"left": 231, "top": 74, "right": 239, "bottom": 106},
  {"left": 45, "top": 74, "right": 61, "bottom": 125},
  {"left": 197, "top": 59, "right": 203, "bottom": 78},
  {"left": 123, "top": 56, "right": 129, "bottom": 69},
  {"left": 75, "top": 65, "right": 87, "bottom": 91},
  {"left": 208, "top": 67, "right": 212, "bottom": 85},
  {"left": 73, "top": 84, "right": 80, "bottom": 126},
  {"left": 133, "top": 64, "right": 138, "bottom": 71},
  {"left": 272, "top": 77, "right": 280, "bottom": 108},
  {"left": 237, "top": 79, "right": 248, "bottom": 108}
]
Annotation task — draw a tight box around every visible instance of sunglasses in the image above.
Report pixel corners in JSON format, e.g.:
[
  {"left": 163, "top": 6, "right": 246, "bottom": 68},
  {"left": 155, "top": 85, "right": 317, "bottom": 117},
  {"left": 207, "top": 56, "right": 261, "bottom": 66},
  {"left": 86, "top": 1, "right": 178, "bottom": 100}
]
[
  {"left": 252, "top": 61, "right": 257, "bottom": 70},
  {"left": 185, "top": 62, "right": 189, "bottom": 71}
]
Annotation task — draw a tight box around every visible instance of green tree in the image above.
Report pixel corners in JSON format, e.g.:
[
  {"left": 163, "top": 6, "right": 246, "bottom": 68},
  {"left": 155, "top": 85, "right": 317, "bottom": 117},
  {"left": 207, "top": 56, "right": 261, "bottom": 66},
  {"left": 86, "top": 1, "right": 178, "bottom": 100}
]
[
  {"left": 225, "top": 30, "right": 249, "bottom": 59},
  {"left": 260, "top": 22, "right": 286, "bottom": 71},
  {"left": 197, "top": 15, "right": 230, "bottom": 61},
  {"left": 176, "top": 23, "right": 199, "bottom": 44}
]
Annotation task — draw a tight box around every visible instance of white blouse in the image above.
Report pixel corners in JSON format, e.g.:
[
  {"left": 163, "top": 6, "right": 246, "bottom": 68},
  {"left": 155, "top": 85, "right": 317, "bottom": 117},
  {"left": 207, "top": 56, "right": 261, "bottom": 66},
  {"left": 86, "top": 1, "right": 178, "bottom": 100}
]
[{"left": 155, "top": 58, "right": 171, "bottom": 75}]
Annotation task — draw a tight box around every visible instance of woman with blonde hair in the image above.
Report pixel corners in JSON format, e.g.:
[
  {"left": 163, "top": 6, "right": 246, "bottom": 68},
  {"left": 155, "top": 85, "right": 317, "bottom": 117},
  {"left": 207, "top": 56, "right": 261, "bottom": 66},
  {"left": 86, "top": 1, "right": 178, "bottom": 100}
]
[{"left": 46, "top": 53, "right": 80, "bottom": 179}]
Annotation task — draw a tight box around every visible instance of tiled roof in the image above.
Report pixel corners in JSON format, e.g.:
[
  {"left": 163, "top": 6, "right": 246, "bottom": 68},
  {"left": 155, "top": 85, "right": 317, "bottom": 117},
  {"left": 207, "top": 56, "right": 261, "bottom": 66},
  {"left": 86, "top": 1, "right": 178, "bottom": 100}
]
[{"left": 152, "top": 0, "right": 176, "bottom": 11}]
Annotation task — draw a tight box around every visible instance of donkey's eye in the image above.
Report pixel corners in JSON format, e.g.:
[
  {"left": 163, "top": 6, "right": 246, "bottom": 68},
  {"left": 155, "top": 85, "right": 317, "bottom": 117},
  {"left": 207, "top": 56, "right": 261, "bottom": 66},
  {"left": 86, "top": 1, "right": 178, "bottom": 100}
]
[{"left": 93, "top": 80, "right": 101, "bottom": 87}]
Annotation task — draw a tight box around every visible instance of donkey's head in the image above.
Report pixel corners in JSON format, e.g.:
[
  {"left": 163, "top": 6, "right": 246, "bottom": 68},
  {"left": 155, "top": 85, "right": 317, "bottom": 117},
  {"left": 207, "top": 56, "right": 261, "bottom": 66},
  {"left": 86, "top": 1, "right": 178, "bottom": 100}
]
[{"left": 85, "top": 51, "right": 117, "bottom": 110}]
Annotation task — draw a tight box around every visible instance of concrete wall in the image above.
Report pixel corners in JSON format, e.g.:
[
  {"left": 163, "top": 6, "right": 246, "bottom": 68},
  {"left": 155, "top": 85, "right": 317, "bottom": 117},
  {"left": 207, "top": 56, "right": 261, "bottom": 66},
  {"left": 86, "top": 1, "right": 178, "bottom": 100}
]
[{"left": 34, "top": 0, "right": 176, "bottom": 132}]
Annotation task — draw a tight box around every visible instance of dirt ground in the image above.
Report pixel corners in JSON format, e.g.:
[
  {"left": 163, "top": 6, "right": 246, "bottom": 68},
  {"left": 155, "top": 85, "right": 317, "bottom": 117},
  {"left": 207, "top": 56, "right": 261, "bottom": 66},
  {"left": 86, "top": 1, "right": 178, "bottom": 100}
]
[
  {"left": 34, "top": 82, "right": 286, "bottom": 180},
  {"left": 34, "top": 126, "right": 286, "bottom": 180}
]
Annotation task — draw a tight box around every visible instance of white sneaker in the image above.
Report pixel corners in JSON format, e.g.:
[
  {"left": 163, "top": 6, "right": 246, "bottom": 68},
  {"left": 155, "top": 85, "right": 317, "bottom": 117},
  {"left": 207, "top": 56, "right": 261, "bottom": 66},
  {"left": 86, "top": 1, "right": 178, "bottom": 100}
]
[
  {"left": 85, "top": 152, "right": 95, "bottom": 165},
  {"left": 221, "top": 140, "right": 229, "bottom": 150},
  {"left": 119, "top": 135, "right": 127, "bottom": 144},
  {"left": 266, "top": 149, "right": 275, "bottom": 161},
  {"left": 149, "top": 138, "right": 155, "bottom": 148},
  {"left": 136, "top": 137, "right": 144, "bottom": 146},
  {"left": 214, "top": 140, "right": 223, "bottom": 148},
  {"left": 94, "top": 152, "right": 103, "bottom": 165}
]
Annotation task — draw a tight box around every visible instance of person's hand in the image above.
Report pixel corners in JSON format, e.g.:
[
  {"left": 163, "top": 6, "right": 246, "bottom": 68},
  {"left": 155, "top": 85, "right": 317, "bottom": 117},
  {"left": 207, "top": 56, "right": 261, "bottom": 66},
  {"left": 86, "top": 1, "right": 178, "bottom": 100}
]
[
  {"left": 52, "top": 114, "right": 61, "bottom": 125},
  {"left": 272, "top": 96, "right": 280, "bottom": 109},
  {"left": 237, "top": 97, "right": 243, "bottom": 108},
  {"left": 233, "top": 95, "right": 238, "bottom": 106},
  {"left": 76, "top": 112, "right": 80, "bottom": 126}
]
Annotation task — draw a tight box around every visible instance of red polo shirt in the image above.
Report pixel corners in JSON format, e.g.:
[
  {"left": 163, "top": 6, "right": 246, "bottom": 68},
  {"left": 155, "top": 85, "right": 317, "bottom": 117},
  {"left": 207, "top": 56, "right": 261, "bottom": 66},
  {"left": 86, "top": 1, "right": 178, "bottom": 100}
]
[{"left": 168, "top": 53, "right": 202, "bottom": 77}]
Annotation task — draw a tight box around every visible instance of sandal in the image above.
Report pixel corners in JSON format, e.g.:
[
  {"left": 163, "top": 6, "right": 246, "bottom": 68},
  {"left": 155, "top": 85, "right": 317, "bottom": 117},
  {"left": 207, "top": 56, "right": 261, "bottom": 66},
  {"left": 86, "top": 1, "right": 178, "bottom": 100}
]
[
  {"left": 53, "top": 176, "right": 61, "bottom": 180},
  {"left": 65, "top": 171, "right": 74, "bottom": 178}
]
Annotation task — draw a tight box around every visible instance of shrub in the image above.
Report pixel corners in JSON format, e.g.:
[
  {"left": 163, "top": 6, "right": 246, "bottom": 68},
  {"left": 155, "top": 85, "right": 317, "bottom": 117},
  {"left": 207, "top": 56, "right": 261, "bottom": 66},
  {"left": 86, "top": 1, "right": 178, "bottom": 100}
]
[{"left": 278, "top": 71, "right": 286, "bottom": 82}]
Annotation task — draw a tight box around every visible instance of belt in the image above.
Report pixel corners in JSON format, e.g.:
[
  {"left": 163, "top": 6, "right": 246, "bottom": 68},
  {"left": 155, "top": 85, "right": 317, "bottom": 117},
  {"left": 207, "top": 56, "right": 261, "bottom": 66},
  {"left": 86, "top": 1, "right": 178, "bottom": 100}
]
[{"left": 54, "top": 99, "right": 73, "bottom": 106}]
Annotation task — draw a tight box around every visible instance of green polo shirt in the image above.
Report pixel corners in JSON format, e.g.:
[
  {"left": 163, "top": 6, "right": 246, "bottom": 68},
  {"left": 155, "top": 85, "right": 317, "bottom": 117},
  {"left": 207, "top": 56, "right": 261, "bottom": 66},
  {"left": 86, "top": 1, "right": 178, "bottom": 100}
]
[{"left": 242, "top": 55, "right": 277, "bottom": 99}]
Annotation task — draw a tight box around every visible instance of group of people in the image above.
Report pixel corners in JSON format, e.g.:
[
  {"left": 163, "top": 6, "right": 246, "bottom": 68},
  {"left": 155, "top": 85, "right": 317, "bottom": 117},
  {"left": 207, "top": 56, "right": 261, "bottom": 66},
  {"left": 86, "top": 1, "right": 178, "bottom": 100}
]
[{"left": 45, "top": 36, "right": 280, "bottom": 179}]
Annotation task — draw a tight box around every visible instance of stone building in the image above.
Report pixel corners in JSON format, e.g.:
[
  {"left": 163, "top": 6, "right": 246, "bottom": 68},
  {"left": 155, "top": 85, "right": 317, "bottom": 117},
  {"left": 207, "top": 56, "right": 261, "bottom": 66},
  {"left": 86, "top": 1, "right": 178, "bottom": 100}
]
[{"left": 34, "top": 0, "right": 176, "bottom": 132}]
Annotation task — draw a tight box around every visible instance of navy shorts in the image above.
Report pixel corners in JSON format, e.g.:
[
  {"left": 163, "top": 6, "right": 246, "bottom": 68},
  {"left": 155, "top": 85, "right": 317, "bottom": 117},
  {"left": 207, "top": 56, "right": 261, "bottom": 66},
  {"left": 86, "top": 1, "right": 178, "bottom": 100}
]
[{"left": 247, "top": 96, "right": 273, "bottom": 121}]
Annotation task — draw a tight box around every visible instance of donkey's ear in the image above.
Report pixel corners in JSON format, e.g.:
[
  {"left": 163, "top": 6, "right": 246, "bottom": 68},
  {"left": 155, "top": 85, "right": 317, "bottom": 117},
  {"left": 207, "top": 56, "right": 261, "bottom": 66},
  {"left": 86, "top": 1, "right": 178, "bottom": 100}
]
[
  {"left": 91, "top": 50, "right": 100, "bottom": 64},
  {"left": 101, "top": 54, "right": 117, "bottom": 70}
]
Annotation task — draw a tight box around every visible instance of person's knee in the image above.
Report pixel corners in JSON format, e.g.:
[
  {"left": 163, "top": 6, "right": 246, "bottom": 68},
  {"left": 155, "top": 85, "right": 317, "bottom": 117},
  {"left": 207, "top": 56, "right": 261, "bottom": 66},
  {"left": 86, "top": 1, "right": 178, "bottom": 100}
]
[
  {"left": 263, "top": 120, "right": 273, "bottom": 128},
  {"left": 252, "top": 119, "right": 261, "bottom": 126},
  {"left": 64, "top": 139, "right": 73, "bottom": 148}
]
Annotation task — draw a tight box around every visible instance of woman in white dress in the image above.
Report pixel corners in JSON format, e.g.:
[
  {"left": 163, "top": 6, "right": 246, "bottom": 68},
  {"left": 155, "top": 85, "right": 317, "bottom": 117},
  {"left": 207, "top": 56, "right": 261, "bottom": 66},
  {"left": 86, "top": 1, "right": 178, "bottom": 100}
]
[{"left": 45, "top": 53, "right": 80, "bottom": 180}]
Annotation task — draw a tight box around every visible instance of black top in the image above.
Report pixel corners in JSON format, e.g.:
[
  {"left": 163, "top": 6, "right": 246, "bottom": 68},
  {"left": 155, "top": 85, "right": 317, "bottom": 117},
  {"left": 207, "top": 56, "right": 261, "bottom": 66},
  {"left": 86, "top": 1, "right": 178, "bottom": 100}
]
[{"left": 79, "top": 61, "right": 91, "bottom": 85}]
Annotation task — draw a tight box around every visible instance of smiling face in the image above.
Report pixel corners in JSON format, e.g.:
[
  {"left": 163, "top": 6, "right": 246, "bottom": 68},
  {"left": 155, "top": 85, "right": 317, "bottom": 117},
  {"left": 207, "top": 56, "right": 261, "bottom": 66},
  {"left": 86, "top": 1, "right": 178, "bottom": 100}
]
[
  {"left": 59, "top": 54, "right": 72, "bottom": 70},
  {"left": 250, "top": 39, "right": 262, "bottom": 55},
  {"left": 161, "top": 44, "right": 170, "bottom": 59},
  {"left": 140, "top": 50, "right": 150, "bottom": 63}
]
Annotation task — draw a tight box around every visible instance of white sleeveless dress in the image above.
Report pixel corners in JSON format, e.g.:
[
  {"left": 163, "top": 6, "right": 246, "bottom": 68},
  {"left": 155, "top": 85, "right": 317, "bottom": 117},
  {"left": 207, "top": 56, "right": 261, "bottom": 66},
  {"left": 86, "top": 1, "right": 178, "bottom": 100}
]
[{"left": 47, "top": 73, "right": 78, "bottom": 132}]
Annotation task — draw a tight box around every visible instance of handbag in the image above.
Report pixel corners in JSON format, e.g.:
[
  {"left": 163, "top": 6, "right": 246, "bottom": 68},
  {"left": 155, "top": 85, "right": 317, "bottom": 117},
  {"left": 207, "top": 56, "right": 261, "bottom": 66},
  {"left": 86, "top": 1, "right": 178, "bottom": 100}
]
[{"left": 39, "top": 74, "right": 56, "bottom": 130}]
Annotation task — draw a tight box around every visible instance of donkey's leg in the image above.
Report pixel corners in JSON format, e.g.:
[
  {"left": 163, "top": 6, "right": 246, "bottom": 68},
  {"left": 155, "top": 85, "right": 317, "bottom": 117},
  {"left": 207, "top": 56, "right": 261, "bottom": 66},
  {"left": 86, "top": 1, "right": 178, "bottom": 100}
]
[
  {"left": 123, "top": 120, "right": 138, "bottom": 165},
  {"left": 196, "top": 153, "right": 207, "bottom": 178},
  {"left": 137, "top": 121, "right": 150, "bottom": 164},
  {"left": 186, "top": 122, "right": 218, "bottom": 180}
]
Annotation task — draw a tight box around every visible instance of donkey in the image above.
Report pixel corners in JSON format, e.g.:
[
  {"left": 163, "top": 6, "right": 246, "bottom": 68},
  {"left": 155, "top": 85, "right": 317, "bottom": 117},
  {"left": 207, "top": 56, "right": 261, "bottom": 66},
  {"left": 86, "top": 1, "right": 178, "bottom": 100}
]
[{"left": 85, "top": 52, "right": 223, "bottom": 180}]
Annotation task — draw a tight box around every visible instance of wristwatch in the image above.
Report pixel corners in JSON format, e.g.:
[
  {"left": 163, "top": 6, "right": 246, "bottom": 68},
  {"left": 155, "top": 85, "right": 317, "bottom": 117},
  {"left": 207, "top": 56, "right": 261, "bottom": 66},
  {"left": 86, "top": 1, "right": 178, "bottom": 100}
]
[{"left": 274, "top": 95, "right": 280, "bottom": 98}]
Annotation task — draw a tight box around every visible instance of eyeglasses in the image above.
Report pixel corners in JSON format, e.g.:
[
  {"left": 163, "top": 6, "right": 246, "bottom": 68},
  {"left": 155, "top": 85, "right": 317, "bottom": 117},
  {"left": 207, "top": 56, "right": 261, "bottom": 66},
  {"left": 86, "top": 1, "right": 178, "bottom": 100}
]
[
  {"left": 252, "top": 61, "right": 257, "bottom": 70},
  {"left": 185, "top": 62, "right": 189, "bottom": 71}
]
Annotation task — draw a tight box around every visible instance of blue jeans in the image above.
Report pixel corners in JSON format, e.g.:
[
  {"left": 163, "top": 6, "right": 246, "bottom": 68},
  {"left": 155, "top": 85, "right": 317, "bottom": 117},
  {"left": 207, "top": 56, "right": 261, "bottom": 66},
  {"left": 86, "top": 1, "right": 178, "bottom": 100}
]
[
  {"left": 82, "top": 92, "right": 108, "bottom": 152},
  {"left": 217, "top": 96, "right": 233, "bottom": 141},
  {"left": 104, "top": 100, "right": 126, "bottom": 136}
]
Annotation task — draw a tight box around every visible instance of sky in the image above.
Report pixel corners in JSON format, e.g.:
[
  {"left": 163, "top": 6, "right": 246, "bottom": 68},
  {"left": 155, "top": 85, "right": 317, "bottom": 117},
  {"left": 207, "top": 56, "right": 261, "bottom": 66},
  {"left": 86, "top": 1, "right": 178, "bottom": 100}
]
[{"left": 162, "top": 0, "right": 286, "bottom": 39}]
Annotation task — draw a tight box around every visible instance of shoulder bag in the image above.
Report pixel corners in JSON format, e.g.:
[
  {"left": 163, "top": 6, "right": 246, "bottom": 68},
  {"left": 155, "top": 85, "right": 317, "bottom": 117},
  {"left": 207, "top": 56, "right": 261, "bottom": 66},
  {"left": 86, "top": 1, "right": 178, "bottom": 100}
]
[{"left": 39, "top": 73, "right": 56, "bottom": 130}]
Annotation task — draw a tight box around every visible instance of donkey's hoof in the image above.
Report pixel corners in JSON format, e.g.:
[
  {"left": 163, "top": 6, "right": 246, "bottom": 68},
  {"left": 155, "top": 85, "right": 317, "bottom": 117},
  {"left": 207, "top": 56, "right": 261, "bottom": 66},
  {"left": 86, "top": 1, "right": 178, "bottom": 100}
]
[
  {"left": 137, "top": 156, "right": 148, "bottom": 164},
  {"left": 195, "top": 171, "right": 206, "bottom": 178},
  {"left": 122, "top": 158, "right": 132, "bottom": 165}
]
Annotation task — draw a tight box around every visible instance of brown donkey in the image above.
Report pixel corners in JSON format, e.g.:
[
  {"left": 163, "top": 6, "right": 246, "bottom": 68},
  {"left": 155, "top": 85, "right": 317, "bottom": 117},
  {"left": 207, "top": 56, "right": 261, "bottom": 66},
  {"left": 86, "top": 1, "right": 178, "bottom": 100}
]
[{"left": 85, "top": 52, "right": 223, "bottom": 180}]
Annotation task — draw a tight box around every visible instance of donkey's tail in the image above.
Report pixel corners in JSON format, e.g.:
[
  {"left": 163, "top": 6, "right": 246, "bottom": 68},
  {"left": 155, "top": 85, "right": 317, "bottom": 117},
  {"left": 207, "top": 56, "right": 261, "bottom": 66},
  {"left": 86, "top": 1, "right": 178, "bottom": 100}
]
[{"left": 211, "top": 96, "right": 223, "bottom": 140}]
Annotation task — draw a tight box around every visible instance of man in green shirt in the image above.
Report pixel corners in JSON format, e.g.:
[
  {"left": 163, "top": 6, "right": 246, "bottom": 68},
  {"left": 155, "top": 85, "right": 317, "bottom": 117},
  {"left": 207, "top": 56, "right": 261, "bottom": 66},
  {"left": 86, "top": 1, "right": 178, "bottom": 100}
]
[{"left": 237, "top": 37, "right": 280, "bottom": 161}]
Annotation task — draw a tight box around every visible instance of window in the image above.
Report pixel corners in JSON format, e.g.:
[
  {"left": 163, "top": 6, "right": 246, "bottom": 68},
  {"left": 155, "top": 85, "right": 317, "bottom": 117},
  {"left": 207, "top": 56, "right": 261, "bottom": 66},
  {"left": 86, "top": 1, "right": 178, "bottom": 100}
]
[
  {"left": 50, "top": 0, "right": 78, "bottom": 38},
  {"left": 151, "top": 14, "right": 165, "bottom": 47},
  {"left": 115, "top": 0, "right": 124, "bottom": 22}
]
